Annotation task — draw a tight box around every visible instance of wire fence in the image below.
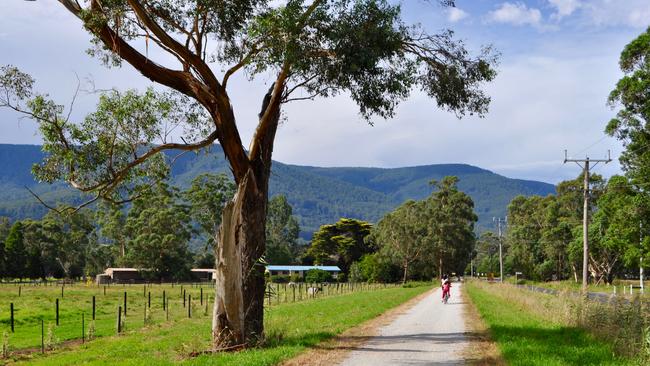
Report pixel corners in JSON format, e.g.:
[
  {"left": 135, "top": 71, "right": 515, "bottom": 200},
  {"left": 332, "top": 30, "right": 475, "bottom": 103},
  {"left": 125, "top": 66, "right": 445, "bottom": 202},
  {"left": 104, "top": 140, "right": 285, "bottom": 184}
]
[{"left": 0, "top": 280, "right": 399, "bottom": 357}]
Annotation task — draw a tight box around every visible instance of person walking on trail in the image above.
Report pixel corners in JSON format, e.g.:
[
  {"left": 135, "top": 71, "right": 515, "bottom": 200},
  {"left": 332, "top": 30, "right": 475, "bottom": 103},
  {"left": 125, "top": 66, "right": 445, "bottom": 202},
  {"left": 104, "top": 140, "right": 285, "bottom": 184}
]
[{"left": 441, "top": 275, "right": 451, "bottom": 303}]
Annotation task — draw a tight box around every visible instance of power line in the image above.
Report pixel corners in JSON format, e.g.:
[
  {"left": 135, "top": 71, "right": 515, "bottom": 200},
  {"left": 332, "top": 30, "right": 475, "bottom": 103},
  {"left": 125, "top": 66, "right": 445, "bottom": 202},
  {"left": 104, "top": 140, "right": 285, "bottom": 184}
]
[{"left": 563, "top": 150, "right": 612, "bottom": 293}]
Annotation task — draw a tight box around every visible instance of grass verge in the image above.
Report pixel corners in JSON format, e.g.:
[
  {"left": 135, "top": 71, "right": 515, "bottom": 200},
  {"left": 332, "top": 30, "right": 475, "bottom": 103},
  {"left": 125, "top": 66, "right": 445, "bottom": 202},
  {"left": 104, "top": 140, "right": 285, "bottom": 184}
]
[
  {"left": 11, "top": 284, "right": 430, "bottom": 365},
  {"left": 460, "top": 284, "right": 505, "bottom": 366},
  {"left": 465, "top": 281, "right": 637, "bottom": 366}
]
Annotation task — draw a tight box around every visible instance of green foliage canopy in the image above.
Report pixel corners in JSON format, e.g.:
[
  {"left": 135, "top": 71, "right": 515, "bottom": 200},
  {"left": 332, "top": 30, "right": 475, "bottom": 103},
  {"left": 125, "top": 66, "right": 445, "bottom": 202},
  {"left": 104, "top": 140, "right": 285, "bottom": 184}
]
[
  {"left": 265, "top": 195, "right": 301, "bottom": 264},
  {"left": 124, "top": 182, "right": 193, "bottom": 280},
  {"left": 184, "top": 173, "right": 236, "bottom": 249},
  {"left": 304, "top": 268, "right": 332, "bottom": 283},
  {"left": 606, "top": 27, "right": 650, "bottom": 189},
  {"left": 306, "top": 218, "right": 373, "bottom": 273}
]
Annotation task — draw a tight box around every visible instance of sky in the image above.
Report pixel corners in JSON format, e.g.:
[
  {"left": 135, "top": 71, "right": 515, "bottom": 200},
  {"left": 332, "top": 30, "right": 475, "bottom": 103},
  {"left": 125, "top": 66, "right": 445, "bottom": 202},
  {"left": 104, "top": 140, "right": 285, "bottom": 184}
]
[{"left": 1, "top": 0, "right": 649, "bottom": 184}]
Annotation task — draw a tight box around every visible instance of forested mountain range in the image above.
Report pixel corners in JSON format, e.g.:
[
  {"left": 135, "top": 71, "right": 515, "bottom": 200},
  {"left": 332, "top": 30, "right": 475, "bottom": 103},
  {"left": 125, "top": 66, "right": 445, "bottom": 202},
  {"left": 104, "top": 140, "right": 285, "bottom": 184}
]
[{"left": 0, "top": 144, "right": 555, "bottom": 238}]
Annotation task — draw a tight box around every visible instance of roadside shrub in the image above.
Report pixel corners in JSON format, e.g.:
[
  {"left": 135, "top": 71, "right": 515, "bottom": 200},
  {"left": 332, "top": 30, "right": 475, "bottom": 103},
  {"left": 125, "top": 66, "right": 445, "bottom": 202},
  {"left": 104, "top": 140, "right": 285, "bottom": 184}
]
[
  {"left": 305, "top": 269, "right": 332, "bottom": 283},
  {"left": 359, "top": 253, "right": 401, "bottom": 283},
  {"left": 534, "top": 260, "right": 555, "bottom": 281},
  {"left": 578, "top": 295, "right": 650, "bottom": 359},
  {"left": 270, "top": 275, "right": 290, "bottom": 283}
]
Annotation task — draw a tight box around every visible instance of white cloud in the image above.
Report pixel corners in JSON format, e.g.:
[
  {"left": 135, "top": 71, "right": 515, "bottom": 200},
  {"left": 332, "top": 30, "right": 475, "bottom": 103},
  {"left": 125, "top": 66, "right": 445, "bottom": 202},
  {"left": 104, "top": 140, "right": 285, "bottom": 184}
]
[
  {"left": 447, "top": 7, "right": 468, "bottom": 23},
  {"left": 548, "top": 0, "right": 581, "bottom": 20},
  {"left": 547, "top": 0, "right": 650, "bottom": 28},
  {"left": 486, "top": 2, "right": 542, "bottom": 27},
  {"left": 582, "top": 0, "right": 650, "bottom": 28}
]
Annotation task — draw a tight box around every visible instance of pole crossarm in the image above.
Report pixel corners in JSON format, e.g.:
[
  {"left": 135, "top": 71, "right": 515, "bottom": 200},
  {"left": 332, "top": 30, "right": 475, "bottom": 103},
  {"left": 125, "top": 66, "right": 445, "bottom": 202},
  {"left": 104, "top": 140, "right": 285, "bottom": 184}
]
[{"left": 563, "top": 149, "right": 612, "bottom": 164}]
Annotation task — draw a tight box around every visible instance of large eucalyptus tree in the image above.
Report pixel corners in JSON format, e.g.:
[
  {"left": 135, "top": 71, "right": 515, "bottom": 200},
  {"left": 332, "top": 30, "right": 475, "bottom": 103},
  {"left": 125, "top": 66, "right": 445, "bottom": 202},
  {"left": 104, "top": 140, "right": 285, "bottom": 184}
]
[{"left": 1, "top": 0, "right": 497, "bottom": 348}]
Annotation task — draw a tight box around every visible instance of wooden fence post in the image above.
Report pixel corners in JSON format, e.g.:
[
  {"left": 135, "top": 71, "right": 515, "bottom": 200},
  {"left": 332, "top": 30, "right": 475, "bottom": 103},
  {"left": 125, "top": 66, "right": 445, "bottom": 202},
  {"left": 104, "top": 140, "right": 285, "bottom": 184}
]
[
  {"left": 117, "top": 306, "right": 122, "bottom": 334},
  {"left": 41, "top": 319, "right": 44, "bottom": 353},
  {"left": 10, "top": 303, "right": 14, "bottom": 332},
  {"left": 55, "top": 298, "right": 59, "bottom": 326}
]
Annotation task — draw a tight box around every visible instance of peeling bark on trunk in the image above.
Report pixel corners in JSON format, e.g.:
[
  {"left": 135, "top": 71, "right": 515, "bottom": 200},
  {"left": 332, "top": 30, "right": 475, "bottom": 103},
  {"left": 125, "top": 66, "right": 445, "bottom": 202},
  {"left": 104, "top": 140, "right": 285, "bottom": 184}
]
[
  {"left": 212, "top": 84, "right": 280, "bottom": 349},
  {"left": 213, "top": 168, "right": 267, "bottom": 349}
]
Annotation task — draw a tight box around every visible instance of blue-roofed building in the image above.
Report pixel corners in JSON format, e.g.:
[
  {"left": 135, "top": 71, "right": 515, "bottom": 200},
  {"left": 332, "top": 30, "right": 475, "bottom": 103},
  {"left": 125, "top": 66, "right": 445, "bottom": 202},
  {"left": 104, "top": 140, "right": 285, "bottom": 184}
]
[{"left": 266, "top": 265, "right": 341, "bottom": 279}]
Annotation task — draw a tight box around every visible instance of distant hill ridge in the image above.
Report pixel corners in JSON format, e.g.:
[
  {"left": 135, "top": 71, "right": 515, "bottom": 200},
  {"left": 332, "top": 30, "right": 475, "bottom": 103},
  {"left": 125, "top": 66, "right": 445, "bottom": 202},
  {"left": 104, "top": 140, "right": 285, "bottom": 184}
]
[{"left": 0, "top": 144, "right": 556, "bottom": 238}]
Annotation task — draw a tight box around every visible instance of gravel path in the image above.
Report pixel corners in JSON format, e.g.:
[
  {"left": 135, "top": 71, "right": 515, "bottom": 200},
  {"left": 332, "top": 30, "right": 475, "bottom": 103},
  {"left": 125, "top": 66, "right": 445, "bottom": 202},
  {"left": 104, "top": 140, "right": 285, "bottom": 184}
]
[{"left": 338, "top": 282, "right": 469, "bottom": 366}]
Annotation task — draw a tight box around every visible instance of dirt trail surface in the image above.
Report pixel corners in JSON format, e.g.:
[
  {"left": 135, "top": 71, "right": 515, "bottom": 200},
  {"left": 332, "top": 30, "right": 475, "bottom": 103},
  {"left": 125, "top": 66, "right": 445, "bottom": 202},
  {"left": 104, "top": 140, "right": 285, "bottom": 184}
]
[{"left": 338, "top": 282, "right": 469, "bottom": 366}]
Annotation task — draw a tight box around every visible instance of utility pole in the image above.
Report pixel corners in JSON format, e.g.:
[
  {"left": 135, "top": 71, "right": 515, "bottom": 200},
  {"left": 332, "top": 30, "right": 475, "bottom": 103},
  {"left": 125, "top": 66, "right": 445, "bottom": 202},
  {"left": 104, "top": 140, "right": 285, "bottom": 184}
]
[
  {"left": 493, "top": 217, "right": 506, "bottom": 283},
  {"left": 641, "top": 222, "right": 644, "bottom": 293},
  {"left": 563, "top": 150, "right": 611, "bottom": 293}
]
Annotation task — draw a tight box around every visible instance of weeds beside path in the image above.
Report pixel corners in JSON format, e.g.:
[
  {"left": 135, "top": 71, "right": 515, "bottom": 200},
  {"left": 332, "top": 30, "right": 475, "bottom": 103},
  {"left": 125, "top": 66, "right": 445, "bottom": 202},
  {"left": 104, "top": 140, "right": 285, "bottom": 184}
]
[{"left": 465, "top": 281, "right": 636, "bottom": 366}]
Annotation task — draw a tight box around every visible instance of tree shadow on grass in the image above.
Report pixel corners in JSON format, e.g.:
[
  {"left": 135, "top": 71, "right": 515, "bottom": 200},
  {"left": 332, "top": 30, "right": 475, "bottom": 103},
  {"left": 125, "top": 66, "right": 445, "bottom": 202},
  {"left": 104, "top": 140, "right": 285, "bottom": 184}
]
[
  {"left": 490, "top": 325, "right": 626, "bottom": 365},
  {"left": 263, "top": 330, "right": 336, "bottom": 348}
]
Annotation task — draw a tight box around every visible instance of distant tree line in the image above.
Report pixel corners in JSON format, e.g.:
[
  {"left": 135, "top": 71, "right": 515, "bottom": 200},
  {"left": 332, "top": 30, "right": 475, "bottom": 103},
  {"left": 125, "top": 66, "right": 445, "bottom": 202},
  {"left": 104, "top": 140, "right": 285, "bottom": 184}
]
[
  {"left": 302, "top": 176, "right": 477, "bottom": 283},
  {"left": 0, "top": 173, "right": 305, "bottom": 281},
  {"left": 476, "top": 174, "right": 648, "bottom": 284},
  {"left": 0, "top": 174, "right": 478, "bottom": 283}
]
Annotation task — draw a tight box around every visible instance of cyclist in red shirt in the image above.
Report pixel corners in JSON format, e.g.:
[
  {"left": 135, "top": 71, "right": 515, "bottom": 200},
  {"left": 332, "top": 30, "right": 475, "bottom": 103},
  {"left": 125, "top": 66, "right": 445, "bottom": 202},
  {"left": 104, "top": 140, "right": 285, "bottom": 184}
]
[{"left": 441, "top": 275, "right": 451, "bottom": 303}]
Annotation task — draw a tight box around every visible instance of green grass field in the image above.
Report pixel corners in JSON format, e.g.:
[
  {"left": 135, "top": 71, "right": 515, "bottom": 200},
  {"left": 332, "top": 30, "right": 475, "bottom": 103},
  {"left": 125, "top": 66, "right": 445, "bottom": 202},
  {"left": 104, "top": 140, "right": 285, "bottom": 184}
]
[
  {"left": 0, "top": 281, "right": 398, "bottom": 353},
  {"left": 465, "top": 281, "right": 637, "bottom": 366},
  {"left": 0, "top": 282, "right": 429, "bottom": 365}
]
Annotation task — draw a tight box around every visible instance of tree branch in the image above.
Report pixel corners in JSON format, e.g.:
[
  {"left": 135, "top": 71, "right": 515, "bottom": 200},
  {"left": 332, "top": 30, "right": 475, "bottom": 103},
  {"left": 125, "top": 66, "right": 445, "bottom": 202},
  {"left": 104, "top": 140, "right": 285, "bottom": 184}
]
[
  {"left": 223, "top": 45, "right": 260, "bottom": 88},
  {"left": 126, "top": 0, "right": 220, "bottom": 92}
]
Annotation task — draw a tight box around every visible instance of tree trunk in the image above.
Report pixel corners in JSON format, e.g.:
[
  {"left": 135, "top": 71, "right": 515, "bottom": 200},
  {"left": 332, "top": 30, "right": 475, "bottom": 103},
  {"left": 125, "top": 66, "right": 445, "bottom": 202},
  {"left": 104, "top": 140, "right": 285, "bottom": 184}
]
[
  {"left": 402, "top": 261, "right": 409, "bottom": 284},
  {"left": 439, "top": 256, "right": 443, "bottom": 279},
  {"left": 211, "top": 84, "right": 280, "bottom": 349},
  {"left": 212, "top": 167, "right": 268, "bottom": 349}
]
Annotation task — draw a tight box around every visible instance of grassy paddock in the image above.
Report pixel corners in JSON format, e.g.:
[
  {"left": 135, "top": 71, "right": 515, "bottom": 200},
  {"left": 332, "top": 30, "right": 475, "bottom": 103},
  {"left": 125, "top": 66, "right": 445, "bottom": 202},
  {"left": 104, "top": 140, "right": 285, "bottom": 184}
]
[
  {"left": 0, "top": 281, "right": 398, "bottom": 353},
  {"left": 8, "top": 283, "right": 430, "bottom": 365},
  {"left": 465, "top": 281, "right": 641, "bottom": 366},
  {"left": 0, "top": 282, "right": 214, "bottom": 351}
]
